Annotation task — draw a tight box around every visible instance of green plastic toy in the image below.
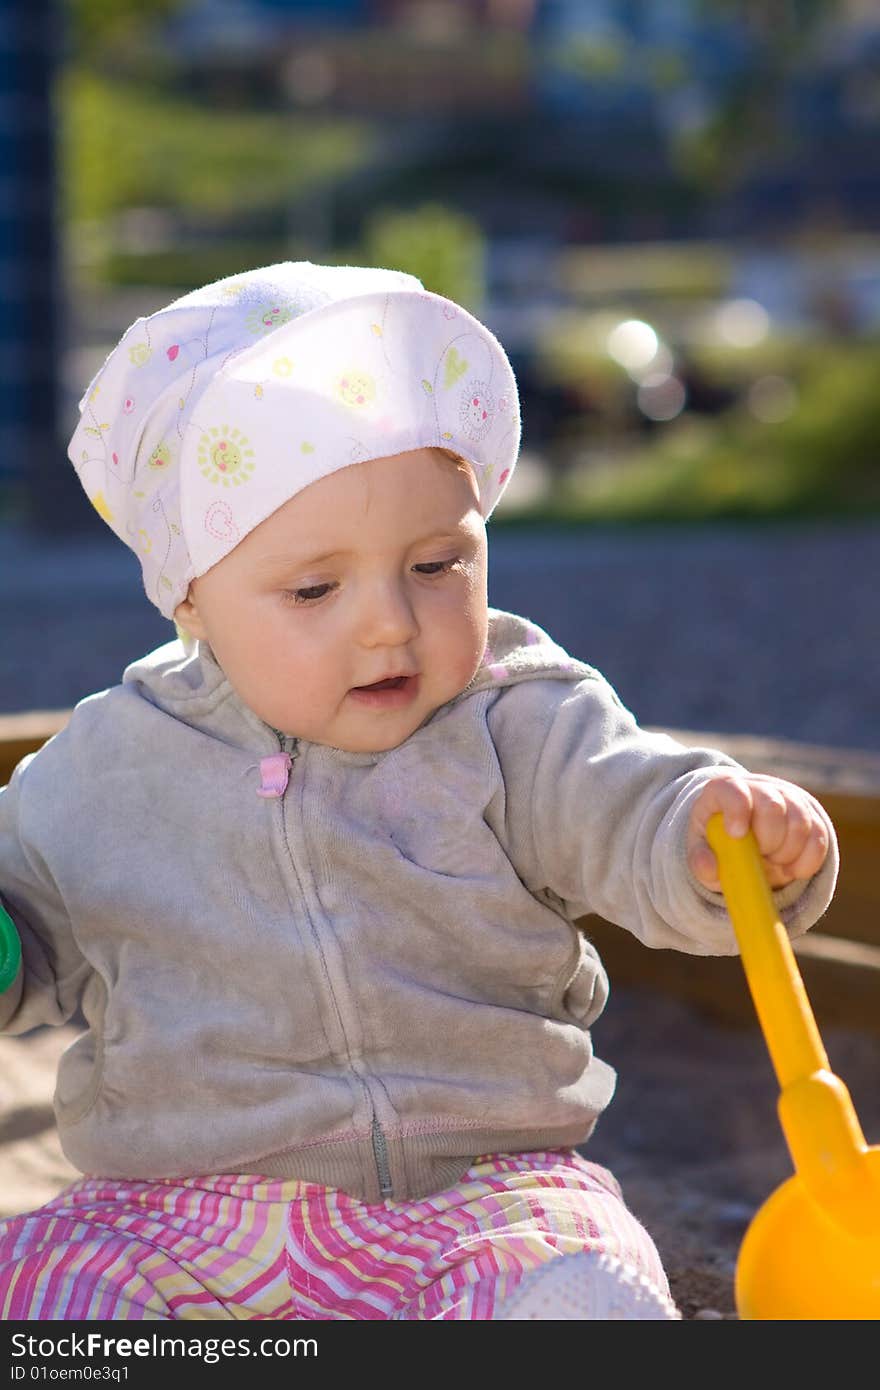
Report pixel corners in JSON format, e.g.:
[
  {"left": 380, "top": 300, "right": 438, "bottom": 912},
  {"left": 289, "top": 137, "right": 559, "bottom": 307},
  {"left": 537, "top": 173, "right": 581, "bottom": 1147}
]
[{"left": 0, "top": 901, "right": 21, "bottom": 993}]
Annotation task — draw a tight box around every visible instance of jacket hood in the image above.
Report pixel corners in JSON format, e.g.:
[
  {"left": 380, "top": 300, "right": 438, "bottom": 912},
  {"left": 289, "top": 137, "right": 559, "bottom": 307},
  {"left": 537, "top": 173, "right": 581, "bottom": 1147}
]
[{"left": 463, "top": 608, "right": 599, "bottom": 696}]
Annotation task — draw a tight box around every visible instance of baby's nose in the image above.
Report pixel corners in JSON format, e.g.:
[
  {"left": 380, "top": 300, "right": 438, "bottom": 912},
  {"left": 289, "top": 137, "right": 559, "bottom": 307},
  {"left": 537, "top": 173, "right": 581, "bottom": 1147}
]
[{"left": 358, "top": 580, "right": 420, "bottom": 647}]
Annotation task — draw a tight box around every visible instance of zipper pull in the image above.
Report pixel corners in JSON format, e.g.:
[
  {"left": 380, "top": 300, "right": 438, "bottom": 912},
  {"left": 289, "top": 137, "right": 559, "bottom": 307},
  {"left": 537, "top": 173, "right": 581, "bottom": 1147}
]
[{"left": 256, "top": 752, "right": 293, "bottom": 799}]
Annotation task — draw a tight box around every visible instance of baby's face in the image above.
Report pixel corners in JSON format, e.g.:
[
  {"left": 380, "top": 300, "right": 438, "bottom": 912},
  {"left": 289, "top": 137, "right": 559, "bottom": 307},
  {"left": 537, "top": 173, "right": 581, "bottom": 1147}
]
[{"left": 175, "top": 448, "right": 489, "bottom": 752}]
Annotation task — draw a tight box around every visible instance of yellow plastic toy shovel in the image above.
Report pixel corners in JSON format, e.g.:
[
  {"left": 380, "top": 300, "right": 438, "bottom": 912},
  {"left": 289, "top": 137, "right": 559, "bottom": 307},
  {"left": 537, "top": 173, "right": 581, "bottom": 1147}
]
[{"left": 706, "top": 813, "right": 880, "bottom": 1320}]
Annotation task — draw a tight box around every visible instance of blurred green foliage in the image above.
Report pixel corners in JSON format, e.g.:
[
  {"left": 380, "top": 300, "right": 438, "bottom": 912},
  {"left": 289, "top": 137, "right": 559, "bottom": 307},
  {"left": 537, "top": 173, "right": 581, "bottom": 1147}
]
[
  {"left": 505, "top": 338, "right": 880, "bottom": 523},
  {"left": 62, "top": 71, "right": 332, "bottom": 221},
  {"left": 63, "top": 0, "right": 186, "bottom": 54},
  {"left": 358, "top": 203, "right": 486, "bottom": 310},
  {"left": 59, "top": 68, "right": 371, "bottom": 285}
]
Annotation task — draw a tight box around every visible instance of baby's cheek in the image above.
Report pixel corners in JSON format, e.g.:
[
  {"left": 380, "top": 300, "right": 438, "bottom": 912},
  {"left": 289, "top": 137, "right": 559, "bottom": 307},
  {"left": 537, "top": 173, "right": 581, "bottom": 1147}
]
[
  {"left": 453, "top": 624, "right": 489, "bottom": 693},
  {"left": 468, "top": 596, "right": 490, "bottom": 666}
]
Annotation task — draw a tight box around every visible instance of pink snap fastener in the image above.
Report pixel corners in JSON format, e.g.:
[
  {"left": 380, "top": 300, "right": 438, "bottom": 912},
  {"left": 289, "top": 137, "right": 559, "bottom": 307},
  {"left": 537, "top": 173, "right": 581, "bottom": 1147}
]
[{"left": 256, "top": 753, "right": 292, "bottom": 798}]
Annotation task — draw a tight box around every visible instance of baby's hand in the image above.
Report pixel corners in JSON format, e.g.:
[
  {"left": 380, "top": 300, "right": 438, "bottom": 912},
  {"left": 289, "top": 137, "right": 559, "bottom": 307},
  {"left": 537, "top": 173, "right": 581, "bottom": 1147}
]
[{"left": 687, "top": 771, "right": 830, "bottom": 892}]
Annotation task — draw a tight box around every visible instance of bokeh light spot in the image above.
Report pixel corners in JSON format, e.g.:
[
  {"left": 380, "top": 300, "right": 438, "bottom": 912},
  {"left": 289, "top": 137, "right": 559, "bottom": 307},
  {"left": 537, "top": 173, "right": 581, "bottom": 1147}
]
[
  {"left": 714, "top": 298, "right": 770, "bottom": 347},
  {"left": 747, "top": 375, "right": 797, "bottom": 423},
  {"left": 637, "top": 373, "right": 686, "bottom": 421},
  {"left": 607, "top": 319, "right": 659, "bottom": 372}
]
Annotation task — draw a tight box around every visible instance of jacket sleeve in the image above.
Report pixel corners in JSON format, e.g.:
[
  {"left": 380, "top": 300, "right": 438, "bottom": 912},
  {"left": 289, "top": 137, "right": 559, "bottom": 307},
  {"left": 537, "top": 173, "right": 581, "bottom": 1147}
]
[
  {"left": 0, "top": 748, "right": 91, "bottom": 1033},
  {"left": 487, "top": 673, "right": 839, "bottom": 955}
]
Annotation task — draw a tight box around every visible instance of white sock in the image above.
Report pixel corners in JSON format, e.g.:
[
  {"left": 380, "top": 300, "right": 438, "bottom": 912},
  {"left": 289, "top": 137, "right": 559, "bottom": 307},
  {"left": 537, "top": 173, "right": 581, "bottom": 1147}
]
[{"left": 495, "top": 1248, "right": 681, "bottom": 1320}]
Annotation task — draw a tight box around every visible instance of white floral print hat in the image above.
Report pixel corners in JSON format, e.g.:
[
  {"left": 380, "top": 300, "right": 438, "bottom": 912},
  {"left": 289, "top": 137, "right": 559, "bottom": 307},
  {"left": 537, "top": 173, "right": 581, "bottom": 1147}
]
[{"left": 68, "top": 262, "right": 521, "bottom": 619}]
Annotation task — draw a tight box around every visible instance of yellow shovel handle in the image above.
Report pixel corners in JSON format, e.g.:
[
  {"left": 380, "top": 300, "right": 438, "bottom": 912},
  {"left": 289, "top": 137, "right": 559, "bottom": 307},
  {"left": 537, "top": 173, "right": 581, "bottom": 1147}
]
[{"left": 706, "top": 813, "right": 829, "bottom": 1089}]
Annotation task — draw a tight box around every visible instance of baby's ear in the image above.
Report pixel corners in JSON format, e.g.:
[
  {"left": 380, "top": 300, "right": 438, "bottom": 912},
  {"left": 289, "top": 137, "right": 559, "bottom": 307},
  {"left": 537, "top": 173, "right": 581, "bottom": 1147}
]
[{"left": 173, "top": 587, "right": 207, "bottom": 642}]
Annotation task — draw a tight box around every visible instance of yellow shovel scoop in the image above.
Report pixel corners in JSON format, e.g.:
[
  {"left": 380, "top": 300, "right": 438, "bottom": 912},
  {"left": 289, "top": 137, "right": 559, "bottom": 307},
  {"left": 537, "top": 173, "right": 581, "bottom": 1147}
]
[{"left": 706, "top": 813, "right": 880, "bottom": 1319}]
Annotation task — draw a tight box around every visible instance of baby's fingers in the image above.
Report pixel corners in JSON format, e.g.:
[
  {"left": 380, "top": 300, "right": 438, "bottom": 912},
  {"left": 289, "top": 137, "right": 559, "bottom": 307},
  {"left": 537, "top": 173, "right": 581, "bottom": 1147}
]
[
  {"left": 688, "top": 775, "right": 829, "bottom": 891},
  {"left": 766, "top": 799, "right": 829, "bottom": 881},
  {"left": 688, "top": 775, "right": 755, "bottom": 889},
  {"left": 691, "top": 774, "right": 754, "bottom": 838},
  {"left": 748, "top": 782, "right": 792, "bottom": 859}
]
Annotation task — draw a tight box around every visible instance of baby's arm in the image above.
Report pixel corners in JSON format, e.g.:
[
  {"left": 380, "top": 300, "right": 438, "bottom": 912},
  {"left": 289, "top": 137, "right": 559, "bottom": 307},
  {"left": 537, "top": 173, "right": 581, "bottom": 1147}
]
[
  {"left": 0, "top": 751, "right": 89, "bottom": 1032},
  {"left": 489, "top": 673, "right": 838, "bottom": 954}
]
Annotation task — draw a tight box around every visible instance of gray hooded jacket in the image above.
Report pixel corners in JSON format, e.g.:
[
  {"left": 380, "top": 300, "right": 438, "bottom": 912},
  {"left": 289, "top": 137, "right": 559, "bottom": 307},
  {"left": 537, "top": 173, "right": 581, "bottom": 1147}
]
[{"left": 0, "top": 610, "right": 838, "bottom": 1201}]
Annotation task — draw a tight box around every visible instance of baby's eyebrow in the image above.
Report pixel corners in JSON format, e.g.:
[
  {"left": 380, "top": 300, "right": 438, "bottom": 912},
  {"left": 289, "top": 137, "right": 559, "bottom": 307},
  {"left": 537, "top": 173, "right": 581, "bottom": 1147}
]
[
  {"left": 255, "top": 549, "right": 348, "bottom": 573},
  {"left": 255, "top": 525, "right": 479, "bottom": 574}
]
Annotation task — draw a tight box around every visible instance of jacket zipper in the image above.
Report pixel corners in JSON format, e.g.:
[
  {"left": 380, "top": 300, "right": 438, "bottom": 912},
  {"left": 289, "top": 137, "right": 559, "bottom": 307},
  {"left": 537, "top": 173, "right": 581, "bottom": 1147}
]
[
  {"left": 273, "top": 728, "right": 394, "bottom": 1200},
  {"left": 371, "top": 1115, "right": 393, "bottom": 1198}
]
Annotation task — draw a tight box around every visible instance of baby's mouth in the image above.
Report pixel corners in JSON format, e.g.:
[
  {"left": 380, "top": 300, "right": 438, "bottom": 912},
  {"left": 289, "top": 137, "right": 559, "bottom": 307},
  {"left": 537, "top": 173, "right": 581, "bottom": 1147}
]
[
  {"left": 348, "top": 674, "right": 420, "bottom": 705},
  {"left": 354, "top": 676, "right": 409, "bottom": 692}
]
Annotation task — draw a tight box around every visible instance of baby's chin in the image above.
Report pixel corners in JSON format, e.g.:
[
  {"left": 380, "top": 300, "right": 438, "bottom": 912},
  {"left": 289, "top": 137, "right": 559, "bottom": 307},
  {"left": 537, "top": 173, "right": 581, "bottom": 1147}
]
[
  {"left": 322, "top": 707, "right": 441, "bottom": 755},
  {"left": 284, "top": 699, "right": 457, "bottom": 755},
  {"left": 284, "top": 726, "right": 421, "bottom": 756}
]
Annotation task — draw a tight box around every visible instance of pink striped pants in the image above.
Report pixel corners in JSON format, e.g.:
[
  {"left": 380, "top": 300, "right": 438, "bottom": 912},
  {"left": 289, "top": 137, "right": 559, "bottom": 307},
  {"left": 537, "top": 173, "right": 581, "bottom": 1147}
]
[{"left": 0, "top": 1150, "right": 671, "bottom": 1320}]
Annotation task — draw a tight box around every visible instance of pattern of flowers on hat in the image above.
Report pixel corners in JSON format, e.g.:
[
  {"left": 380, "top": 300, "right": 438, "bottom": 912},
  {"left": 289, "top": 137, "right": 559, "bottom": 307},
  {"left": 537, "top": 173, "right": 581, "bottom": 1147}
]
[
  {"left": 148, "top": 441, "right": 175, "bottom": 473},
  {"left": 205, "top": 500, "right": 240, "bottom": 545},
  {"left": 68, "top": 262, "right": 520, "bottom": 620},
  {"left": 197, "top": 426, "right": 256, "bottom": 487},
  {"left": 245, "top": 302, "right": 296, "bottom": 336},
  {"left": 443, "top": 346, "right": 469, "bottom": 388},
  {"left": 128, "top": 342, "right": 153, "bottom": 368},
  {"left": 336, "top": 370, "right": 376, "bottom": 409},
  {"left": 460, "top": 380, "right": 495, "bottom": 442}
]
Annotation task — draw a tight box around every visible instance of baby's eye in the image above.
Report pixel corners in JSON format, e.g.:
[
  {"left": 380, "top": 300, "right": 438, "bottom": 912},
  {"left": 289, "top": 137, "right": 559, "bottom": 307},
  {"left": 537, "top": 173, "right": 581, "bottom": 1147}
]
[
  {"left": 283, "top": 582, "right": 335, "bottom": 605},
  {"left": 413, "top": 558, "right": 459, "bottom": 577}
]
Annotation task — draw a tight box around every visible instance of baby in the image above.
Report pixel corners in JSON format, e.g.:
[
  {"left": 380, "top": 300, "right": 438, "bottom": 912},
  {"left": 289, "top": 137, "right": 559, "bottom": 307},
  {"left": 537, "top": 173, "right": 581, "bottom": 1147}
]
[{"left": 0, "top": 263, "right": 836, "bottom": 1321}]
